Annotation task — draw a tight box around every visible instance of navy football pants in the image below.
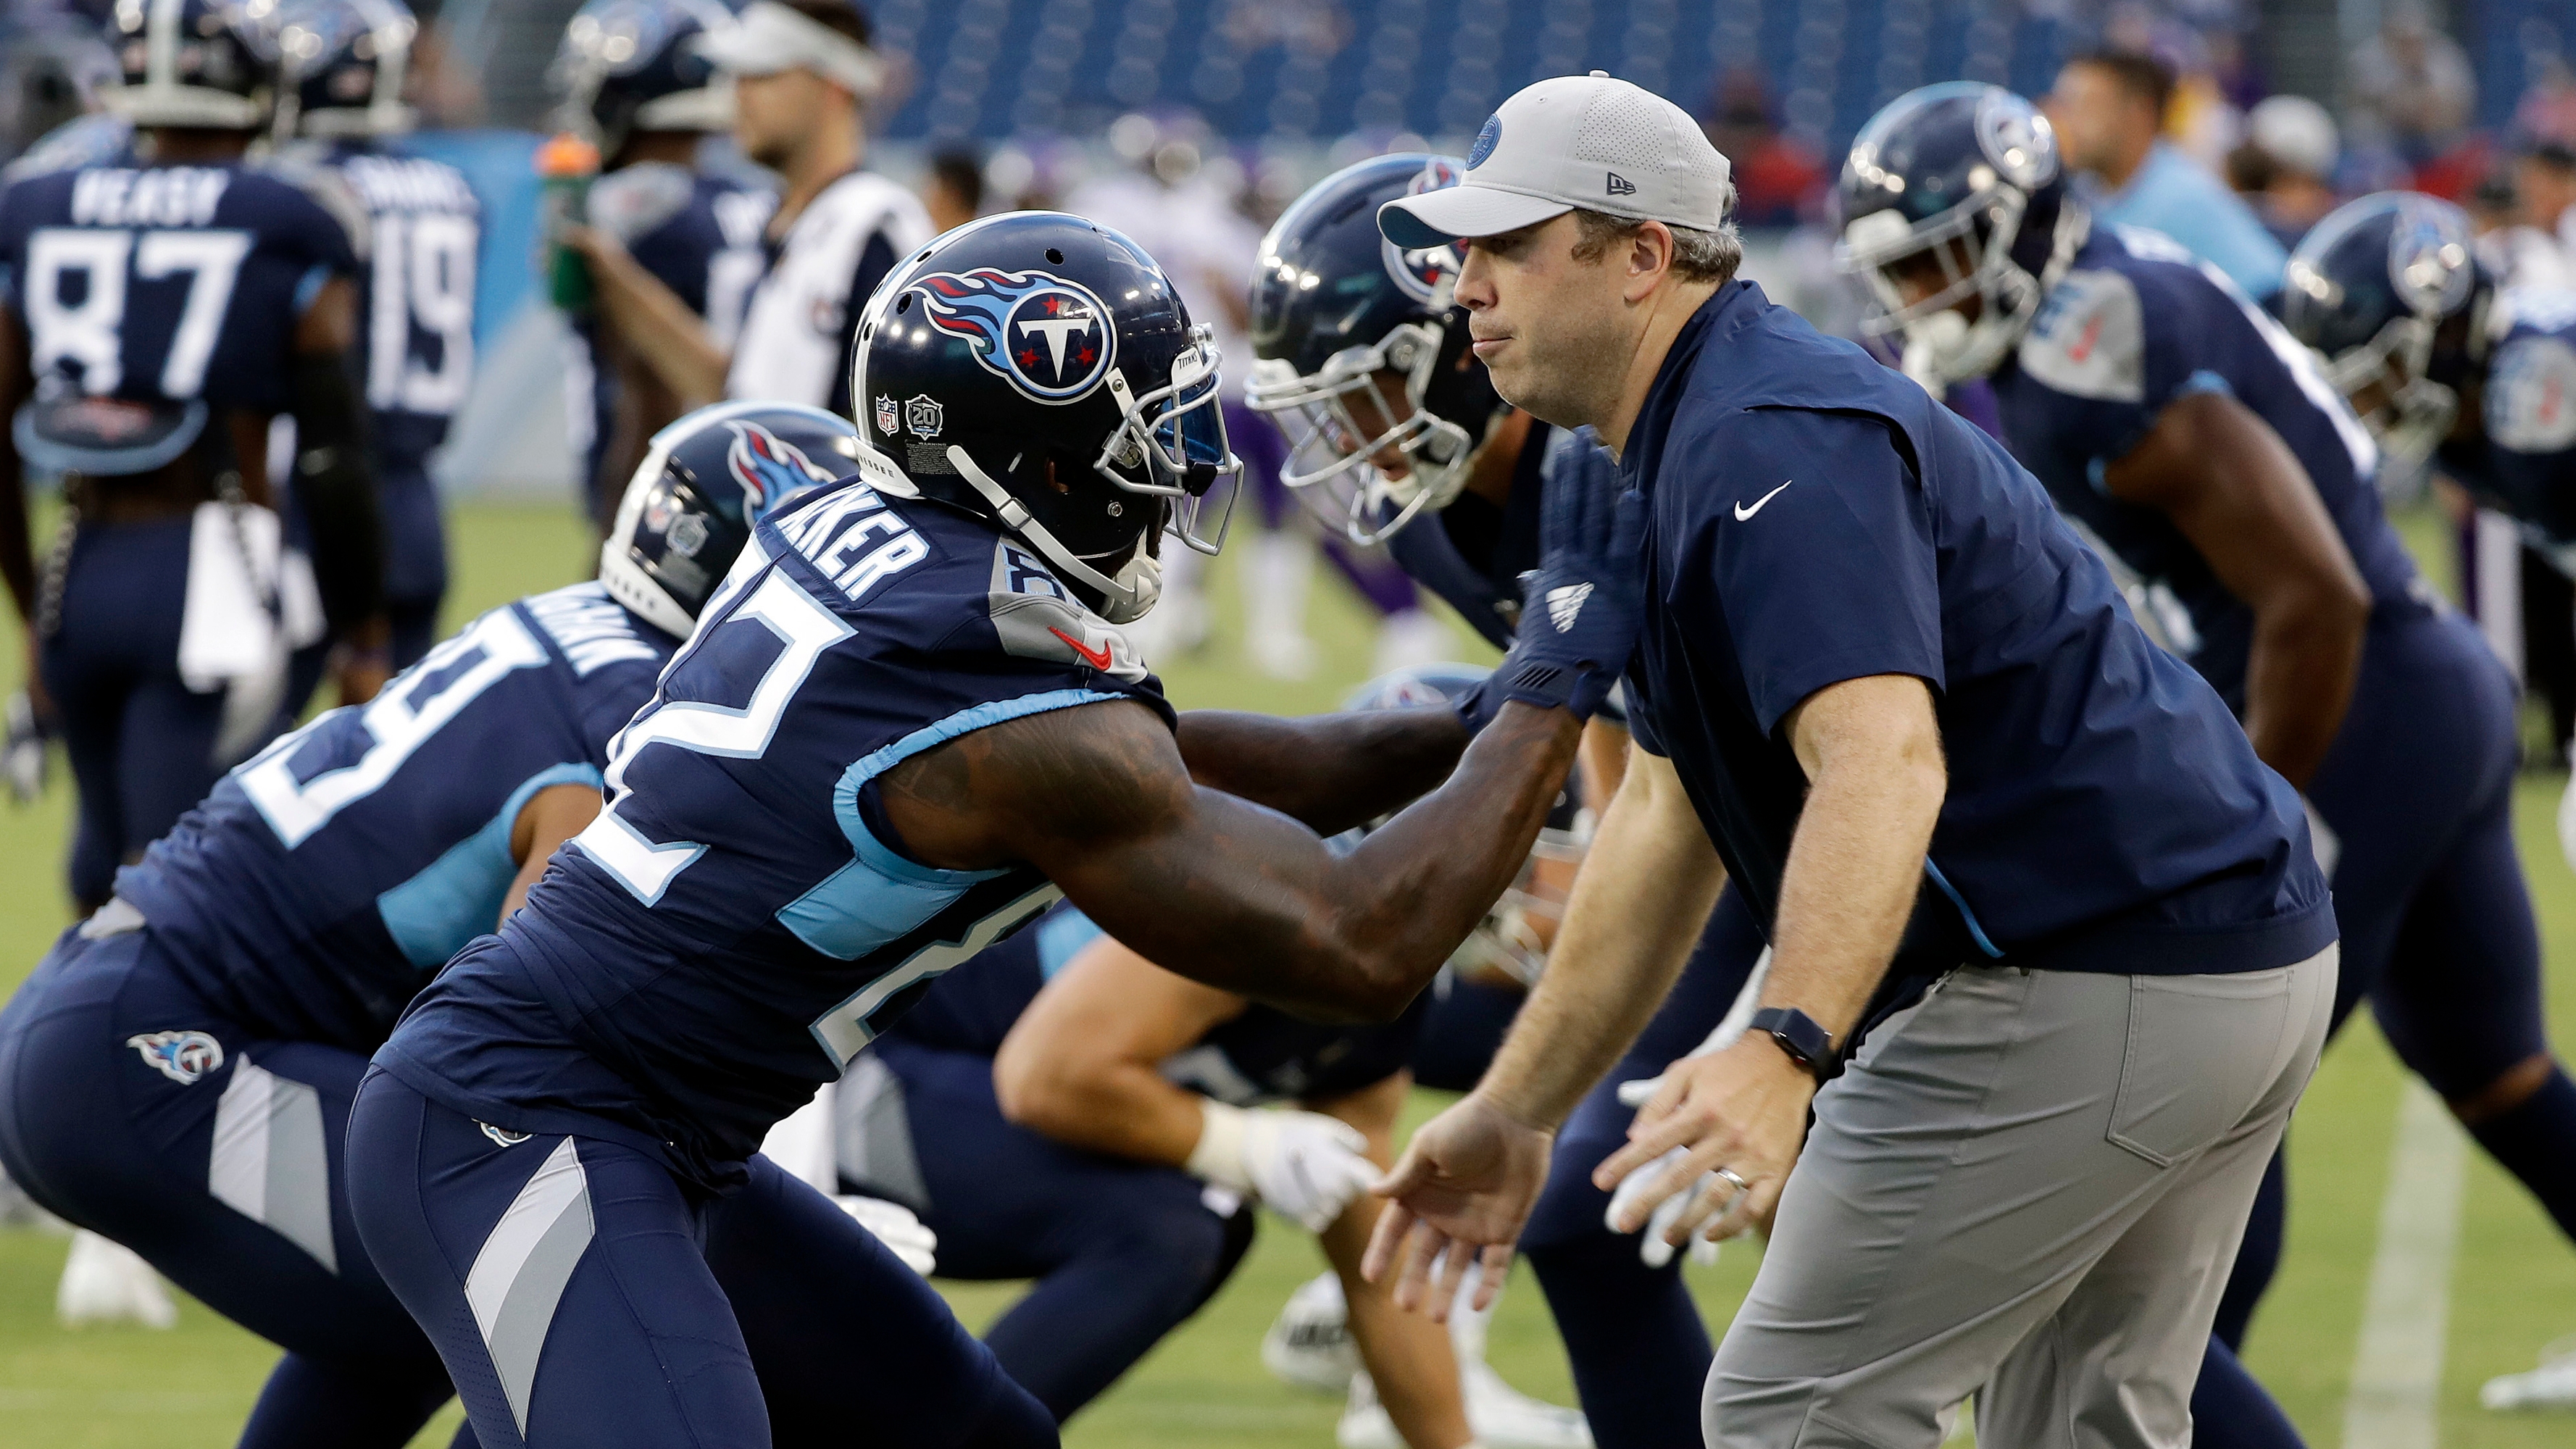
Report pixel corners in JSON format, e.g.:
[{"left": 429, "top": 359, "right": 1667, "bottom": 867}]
[
  {"left": 346, "top": 1069, "right": 1056, "bottom": 1449},
  {"left": 42, "top": 518, "right": 238, "bottom": 908},
  {"left": 867, "top": 1035, "right": 1256, "bottom": 1421},
  {"left": 0, "top": 922, "right": 469, "bottom": 1449}
]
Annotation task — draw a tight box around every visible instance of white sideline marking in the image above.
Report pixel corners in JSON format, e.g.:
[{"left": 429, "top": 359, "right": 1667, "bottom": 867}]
[{"left": 2341, "top": 1080, "right": 2467, "bottom": 1449}]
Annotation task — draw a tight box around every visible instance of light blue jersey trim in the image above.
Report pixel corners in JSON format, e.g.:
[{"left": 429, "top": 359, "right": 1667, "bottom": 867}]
[
  {"left": 2177, "top": 369, "right": 2235, "bottom": 399},
  {"left": 1035, "top": 908, "right": 1104, "bottom": 977},
  {"left": 293, "top": 263, "right": 331, "bottom": 315},
  {"left": 378, "top": 763, "right": 604, "bottom": 967},
  {"left": 1923, "top": 859, "right": 2004, "bottom": 959},
  {"left": 775, "top": 689, "right": 1124, "bottom": 960}
]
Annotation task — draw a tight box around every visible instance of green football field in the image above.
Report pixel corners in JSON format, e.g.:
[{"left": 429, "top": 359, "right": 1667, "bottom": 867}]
[{"left": 3, "top": 501, "right": 2575, "bottom": 1448}]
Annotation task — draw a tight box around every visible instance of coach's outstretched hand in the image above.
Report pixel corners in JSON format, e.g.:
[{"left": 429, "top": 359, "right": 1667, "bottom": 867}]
[
  {"left": 1457, "top": 427, "right": 1645, "bottom": 732},
  {"left": 1359, "top": 1095, "right": 1555, "bottom": 1322}
]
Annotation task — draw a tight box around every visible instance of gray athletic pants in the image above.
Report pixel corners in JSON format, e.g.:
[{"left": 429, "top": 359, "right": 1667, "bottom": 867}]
[{"left": 1706, "top": 947, "right": 2337, "bottom": 1449}]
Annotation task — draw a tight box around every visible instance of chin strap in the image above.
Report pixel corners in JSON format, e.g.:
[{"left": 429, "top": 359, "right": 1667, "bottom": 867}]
[{"left": 943, "top": 446, "right": 1161, "bottom": 623}]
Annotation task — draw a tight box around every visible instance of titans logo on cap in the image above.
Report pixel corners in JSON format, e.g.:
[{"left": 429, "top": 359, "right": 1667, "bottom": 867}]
[
  {"left": 725, "top": 421, "right": 832, "bottom": 513},
  {"left": 910, "top": 267, "right": 1118, "bottom": 404},
  {"left": 1468, "top": 114, "right": 1501, "bottom": 170}
]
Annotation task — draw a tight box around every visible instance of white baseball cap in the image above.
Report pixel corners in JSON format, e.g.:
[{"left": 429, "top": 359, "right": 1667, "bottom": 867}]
[
  {"left": 1378, "top": 72, "right": 1733, "bottom": 249},
  {"left": 695, "top": 1, "right": 885, "bottom": 98}
]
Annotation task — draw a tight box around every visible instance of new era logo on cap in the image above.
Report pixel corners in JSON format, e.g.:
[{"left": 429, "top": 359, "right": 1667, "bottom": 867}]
[{"left": 1379, "top": 71, "right": 1733, "bottom": 249}]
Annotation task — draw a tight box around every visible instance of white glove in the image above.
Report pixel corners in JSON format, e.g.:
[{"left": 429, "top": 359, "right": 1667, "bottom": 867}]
[
  {"left": 1601, "top": 1145, "right": 1722, "bottom": 1269},
  {"left": 58, "top": 1229, "right": 178, "bottom": 1329},
  {"left": 1188, "top": 1101, "right": 1376, "bottom": 1232},
  {"left": 835, "top": 1195, "right": 937, "bottom": 1277}
]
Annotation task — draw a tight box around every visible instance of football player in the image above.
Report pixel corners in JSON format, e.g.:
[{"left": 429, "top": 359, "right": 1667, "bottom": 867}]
[
  {"left": 1838, "top": 82, "right": 2573, "bottom": 1442},
  {"left": 0, "top": 402, "right": 849, "bottom": 1449},
  {"left": 2275, "top": 193, "right": 2576, "bottom": 1410},
  {"left": 567, "top": 0, "right": 930, "bottom": 422},
  {"left": 0, "top": 0, "right": 386, "bottom": 915},
  {"left": 548, "top": 0, "right": 774, "bottom": 527},
  {"left": 345, "top": 210, "right": 1639, "bottom": 1449},
  {"left": 276, "top": 0, "right": 478, "bottom": 669},
  {"left": 844, "top": 664, "right": 1587, "bottom": 1448},
  {"left": 1249, "top": 152, "right": 1766, "bottom": 1449}
]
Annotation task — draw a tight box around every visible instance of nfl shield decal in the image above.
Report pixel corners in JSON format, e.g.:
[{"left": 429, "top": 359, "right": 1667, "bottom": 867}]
[
  {"left": 875, "top": 395, "right": 899, "bottom": 437},
  {"left": 128, "top": 1030, "right": 225, "bottom": 1085},
  {"left": 908, "top": 268, "right": 1117, "bottom": 404}
]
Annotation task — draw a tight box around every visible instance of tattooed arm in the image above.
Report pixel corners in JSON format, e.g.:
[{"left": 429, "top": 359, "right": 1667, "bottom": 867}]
[
  {"left": 1173, "top": 706, "right": 1469, "bottom": 836},
  {"left": 880, "top": 698, "right": 1577, "bottom": 1023}
]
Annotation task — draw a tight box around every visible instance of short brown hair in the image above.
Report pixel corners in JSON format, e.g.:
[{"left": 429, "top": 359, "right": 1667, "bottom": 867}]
[
  {"left": 783, "top": 0, "right": 872, "bottom": 48},
  {"left": 2069, "top": 49, "right": 2175, "bottom": 121},
  {"left": 1568, "top": 209, "right": 1743, "bottom": 285}
]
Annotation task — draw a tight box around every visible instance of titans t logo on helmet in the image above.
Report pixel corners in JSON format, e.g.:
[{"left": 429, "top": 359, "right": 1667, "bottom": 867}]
[
  {"left": 725, "top": 420, "right": 833, "bottom": 512},
  {"left": 1381, "top": 159, "right": 1464, "bottom": 304},
  {"left": 909, "top": 268, "right": 1118, "bottom": 404}
]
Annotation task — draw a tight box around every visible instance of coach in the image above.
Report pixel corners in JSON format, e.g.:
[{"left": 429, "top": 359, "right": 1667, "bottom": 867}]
[{"left": 1362, "top": 73, "right": 2340, "bottom": 1448}]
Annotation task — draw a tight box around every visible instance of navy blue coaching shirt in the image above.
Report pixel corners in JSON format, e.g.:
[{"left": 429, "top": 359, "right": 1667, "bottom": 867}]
[{"left": 1618, "top": 280, "right": 2333, "bottom": 983}]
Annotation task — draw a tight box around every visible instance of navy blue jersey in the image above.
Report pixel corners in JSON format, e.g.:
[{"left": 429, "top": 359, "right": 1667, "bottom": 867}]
[
  {"left": 1620, "top": 280, "right": 2331, "bottom": 986},
  {"left": 295, "top": 140, "right": 480, "bottom": 485},
  {"left": 1990, "top": 227, "right": 2427, "bottom": 711},
  {"left": 110, "top": 582, "right": 673, "bottom": 1053},
  {"left": 894, "top": 903, "right": 1425, "bottom": 1106},
  {"left": 0, "top": 155, "right": 364, "bottom": 420},
  {"left": 2440, "top": 290, "right": 2576, "bottom": 564},
  {"left": 572, "top": 164, "right": 773, "bottom": 490},
  {"left": 1384, "top": 420, "right": 1557, "bottom": 650},
  {"left": 376, "top": 480, "right": 1177, "bottom": 1192}
]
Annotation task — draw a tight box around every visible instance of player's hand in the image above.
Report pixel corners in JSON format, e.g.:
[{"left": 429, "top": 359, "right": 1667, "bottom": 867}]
[
  {"left": 1593, "top": 1035, "right": 1816, "bottom": 1247},
  {"left": 1243, "top": 1109, "right": 1379, "bottom": 1232},
  {"left": 1361, "top": 1094, "right": 1554, "bottom": 1321},
  {"left": 835, "top": 1195, "right": 938, "bottom": 1277},
  {"left": 1459, "top": 429, "right": 1646, "bottom": 730}
]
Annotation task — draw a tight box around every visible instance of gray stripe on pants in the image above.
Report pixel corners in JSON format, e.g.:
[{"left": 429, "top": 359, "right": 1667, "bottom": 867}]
[
  {"left": 207, "top": 1057, "right": 338, "bottom": 1274},
  {"left": 464, "top": 1136, "right": 593, "bottom": 1436}
]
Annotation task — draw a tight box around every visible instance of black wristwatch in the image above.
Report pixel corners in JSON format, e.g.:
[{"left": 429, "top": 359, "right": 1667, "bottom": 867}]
[{"left": 1749, "top": 1007, "right": 1841, "bottom": 1084}]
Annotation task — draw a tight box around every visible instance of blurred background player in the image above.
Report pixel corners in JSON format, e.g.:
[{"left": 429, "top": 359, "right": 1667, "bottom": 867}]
[
  {"left": 0, "top": 400, "right": 846, "bottom": 1449},
  {"left": 1247, "top": 151, "right": 1775, "bottom": 1449},
  {"left": 841, "top": 664, "right": 1588, "bottom": 1448},
  {"left": 570, "top": 0, "right": 930, "bottom": 421},
  {"left": 276, "top": 0, "right": 478, "bottom": 671},
  {"left": 2230, "top": 94, "right": 2345, "bottom": 250},
  {"left": 1842, "top": 81, "right": 2576, "bottom": 1443},
  {"left": 0, "top": 0, "right": 385, "bottom": 916},
  {"left": 549, "top": 0, "right": 774, "bottom": 530},
  {"left": 921, "top": 146, "right": 983, "bottom": 235}
]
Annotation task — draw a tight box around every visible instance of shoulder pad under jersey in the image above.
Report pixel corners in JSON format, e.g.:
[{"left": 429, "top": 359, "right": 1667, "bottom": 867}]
[
  {"left": 2019, "top": 266, "right": 2146, "bottom": 404},
  {"left": 588, "top": 162, "right": 699, "bottom": 246},
  {"left": 3, "top": 114, "right": 133, "bottom": 183}
]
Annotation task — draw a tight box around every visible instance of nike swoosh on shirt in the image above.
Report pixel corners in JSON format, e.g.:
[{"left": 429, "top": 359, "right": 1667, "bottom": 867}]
[
  {"left": 1733, "top": 480, "right": 1794, "bottom": 521},
  {"left": 1049, "top": 627, "right": 1116, "bottom": 672}
]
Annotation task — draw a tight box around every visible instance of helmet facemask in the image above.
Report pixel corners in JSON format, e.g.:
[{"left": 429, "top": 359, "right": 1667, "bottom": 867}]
[
  {"left": 1453, "top": 814, "right": 1589, "bottom": 985},
  {"left": 2322, "top": 312, "right": 2454, "bottom": 475},
  {"left": 1246, "top": 317, "right": 1480, "bottom": 546},
  {"left": 1838, "top": 185, "right": 2085, "bottom": 388}
]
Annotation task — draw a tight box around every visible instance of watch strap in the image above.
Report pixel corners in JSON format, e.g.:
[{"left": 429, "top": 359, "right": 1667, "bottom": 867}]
[{"left": 1749, "top": 1006, "right": 1841, "bottom": 1083}]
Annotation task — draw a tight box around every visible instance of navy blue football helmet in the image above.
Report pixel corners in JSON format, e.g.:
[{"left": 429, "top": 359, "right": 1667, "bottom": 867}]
[
  {"left": 600, "top": 400, "right": 856, "bottom": 638},
  {"left": 1246, "top": 153, "right": 1508, "bottom": 545},
  {"left": 101, "top": 0, "right": 285, "bottom": 130},
  {"left": 850, "top": 210, "right": 1241, "bottom": 625},
  {"left": 550, "top": 0, "right": 735, "bottom": 161},
  {"left": 2279, "top": 192, "right": 2494, "bottom": 472},
  {"left": 278, "top": 0, "right": 415, "bottom": 137},
  {"left": 1835, "top": 83, "right": 2088, "bottom": 384}
]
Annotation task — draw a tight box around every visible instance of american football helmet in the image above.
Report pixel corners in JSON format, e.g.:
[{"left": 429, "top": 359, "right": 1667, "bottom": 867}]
[
  {"left": 600, "top": 400, "right": 856, "bottom": 638},
  {"left": 550, "top": 0, "right": 736, "bottom": 159},
  {"left": 278, "top": 0, "right": 415, "bottom": 137},
  {"left": 1339, "top": 663, "right": 1588, "bottom": 985},
  {"left": 1835, "top": 83, "right": 2089, "bottom": 385},
  {"left": 1246, "top": 153, "right": 1508, "bottom": 545},
  {"left": 2277, "top": 192, "right": 2494, "bottom": 474},
  {"left": 99, "top": 0, "right": 285, "bottom": 130},
  {"left": 850, "top": 210, "right": 1240, "bottom": 625}
]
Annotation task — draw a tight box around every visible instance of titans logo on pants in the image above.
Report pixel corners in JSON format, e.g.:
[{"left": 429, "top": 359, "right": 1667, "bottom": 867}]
[
  {"left": 910, "top": 268, "right": 1117, "bottom": 404},
  {"left": 127, "top": 1030, "right": 224, "bottom": 1085}
]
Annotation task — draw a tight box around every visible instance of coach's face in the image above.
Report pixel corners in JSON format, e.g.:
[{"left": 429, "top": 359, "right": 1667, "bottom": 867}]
[
  {"left": 733, "top": 67, "right": 835, "bottom": 171},
  {"left": 1452, "top": 214, "right": 1630, "bottom": 431}
]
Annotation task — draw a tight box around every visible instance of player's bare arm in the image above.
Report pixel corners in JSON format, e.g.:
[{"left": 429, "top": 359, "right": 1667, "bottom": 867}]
[
  {"left": 501, "top": 783, "right": 608, "bottom": 925},
  {"left": 2104, "top": 389, "right": 2368, "bottom": 789},
  {"left": 881, "top": 695, "right": 1581, "bottom": 1023},
  {"left": 992, "top": 934, "right": 1249, "bottom": 1163},
  {"left": 1174, "top": 704, "right": 1470, "bottom": 836},
  {"left": 288, "top": 273, "right": 392, "bottom": 701}
]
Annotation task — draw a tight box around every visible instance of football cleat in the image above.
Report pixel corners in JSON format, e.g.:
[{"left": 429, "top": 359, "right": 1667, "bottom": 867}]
[
  {"left": 57, "top": 1229, "right": 178, "bottom": 1329},
  {"left": 1262, "top": 1271, "right": 1360, "bottom": 1394},
  {"left": 2482, "top": 1335, "right": 2576, "bottom": 1411}
]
